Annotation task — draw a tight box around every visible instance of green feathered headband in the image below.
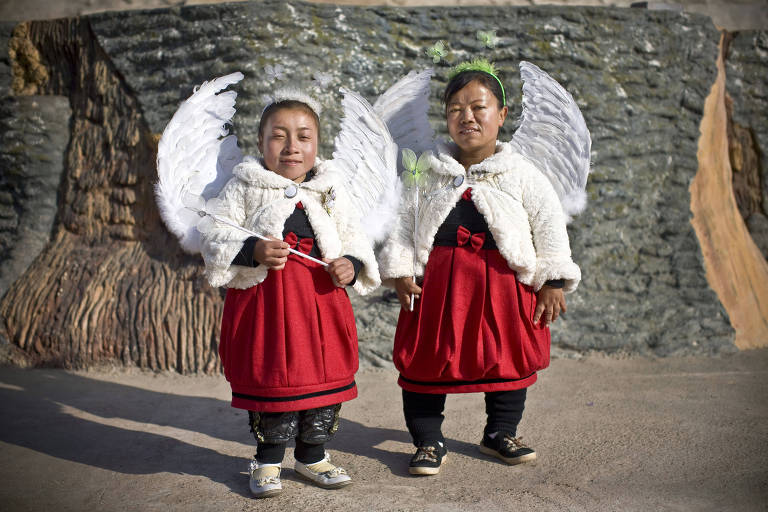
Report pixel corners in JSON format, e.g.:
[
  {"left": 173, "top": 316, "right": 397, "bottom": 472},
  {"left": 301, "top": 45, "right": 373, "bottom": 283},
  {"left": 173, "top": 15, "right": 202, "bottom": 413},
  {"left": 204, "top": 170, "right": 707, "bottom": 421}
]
[{"left": 448, "top": 58, "right": 506, "bottom": 106}]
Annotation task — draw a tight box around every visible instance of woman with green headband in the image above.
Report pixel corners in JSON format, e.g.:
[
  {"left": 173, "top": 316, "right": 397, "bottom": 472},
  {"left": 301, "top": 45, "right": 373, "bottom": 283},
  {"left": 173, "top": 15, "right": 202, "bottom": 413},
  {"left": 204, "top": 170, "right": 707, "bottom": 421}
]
[{"left": 378, "top": 59, "right": 587, "bottom": 476}]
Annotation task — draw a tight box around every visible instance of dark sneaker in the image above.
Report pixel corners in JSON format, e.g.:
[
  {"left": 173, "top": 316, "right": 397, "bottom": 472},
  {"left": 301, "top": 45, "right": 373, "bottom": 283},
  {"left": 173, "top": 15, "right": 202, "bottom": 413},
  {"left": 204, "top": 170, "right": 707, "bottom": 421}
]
[
  {"left": 409, "top": 442, "right": 448, "bottom": 475},
  {"left": 479, "top": 432, "right": 536, "bottom": 465}
]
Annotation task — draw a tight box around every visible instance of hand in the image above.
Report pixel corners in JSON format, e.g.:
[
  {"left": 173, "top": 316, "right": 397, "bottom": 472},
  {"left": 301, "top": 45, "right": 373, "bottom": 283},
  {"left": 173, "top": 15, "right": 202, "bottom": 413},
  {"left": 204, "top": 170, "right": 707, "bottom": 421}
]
[
  {"left": 394, "top": 276, "right": 422, "bottom": 310},
  {"left": 534, "top": 285, "right": 567, "bottom": 326},
  {"left": 324, "top": 257, "right": 355, "bottom": 287},
  {"left": 253, "top": 238, "right": 289, "bottom": 270}
]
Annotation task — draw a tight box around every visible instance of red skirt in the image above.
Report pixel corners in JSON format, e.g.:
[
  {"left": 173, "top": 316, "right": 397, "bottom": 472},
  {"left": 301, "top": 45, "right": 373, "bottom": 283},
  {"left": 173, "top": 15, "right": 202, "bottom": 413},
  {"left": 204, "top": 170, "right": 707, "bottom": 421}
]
[
  {"left": 219, "top": 237, "right": 358, "bottom": 412},
  {"left": 394, "top": 235, "right": 550, "bottom": 394}
]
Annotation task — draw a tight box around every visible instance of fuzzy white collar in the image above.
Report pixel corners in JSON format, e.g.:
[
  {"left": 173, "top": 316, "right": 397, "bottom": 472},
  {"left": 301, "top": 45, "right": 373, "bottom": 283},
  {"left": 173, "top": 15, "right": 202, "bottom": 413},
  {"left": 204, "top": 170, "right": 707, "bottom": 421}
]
[
  {"left": 432, "top": 140, "right": 513, "bottom": 177},
  {"left": 233, "top": 157, "right": 338, "bottom": 192}
]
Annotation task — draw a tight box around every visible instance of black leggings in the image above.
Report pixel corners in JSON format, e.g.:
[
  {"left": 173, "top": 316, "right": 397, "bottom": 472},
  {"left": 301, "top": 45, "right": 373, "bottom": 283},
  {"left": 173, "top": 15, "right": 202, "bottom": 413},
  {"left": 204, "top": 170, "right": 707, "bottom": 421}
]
[
  {"left": 256, "top": 439, "right": 325, "bottom": 465},
  {"left": 402, "top": 388, "right": 527, "bottom": 446}
]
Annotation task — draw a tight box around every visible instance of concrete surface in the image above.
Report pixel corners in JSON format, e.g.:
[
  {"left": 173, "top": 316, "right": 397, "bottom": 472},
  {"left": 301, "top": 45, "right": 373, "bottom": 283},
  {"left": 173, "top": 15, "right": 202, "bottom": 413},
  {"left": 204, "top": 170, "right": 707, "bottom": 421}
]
[{"left": 1, "top": 349, "right": 767, "bottom": 511}]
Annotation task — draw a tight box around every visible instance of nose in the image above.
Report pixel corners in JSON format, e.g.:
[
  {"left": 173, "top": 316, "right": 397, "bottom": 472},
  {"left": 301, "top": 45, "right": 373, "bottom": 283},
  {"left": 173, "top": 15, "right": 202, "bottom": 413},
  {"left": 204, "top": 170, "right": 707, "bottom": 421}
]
[
  {"left": 282, "top": 135, "right": 299, "bottom": 153},
  {"left": 459, "top": 107, "right": 474, "bottom": 123}
]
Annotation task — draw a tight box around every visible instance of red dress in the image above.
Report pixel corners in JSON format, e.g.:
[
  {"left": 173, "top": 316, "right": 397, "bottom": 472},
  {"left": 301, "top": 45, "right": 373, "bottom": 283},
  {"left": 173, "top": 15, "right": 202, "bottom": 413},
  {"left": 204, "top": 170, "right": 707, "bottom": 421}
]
[
  {"left": 393, "top": 189, "right": 550, "bottom": 394},
  {"left": 219, "top": 229, "right": 358, "bottom": 413}
]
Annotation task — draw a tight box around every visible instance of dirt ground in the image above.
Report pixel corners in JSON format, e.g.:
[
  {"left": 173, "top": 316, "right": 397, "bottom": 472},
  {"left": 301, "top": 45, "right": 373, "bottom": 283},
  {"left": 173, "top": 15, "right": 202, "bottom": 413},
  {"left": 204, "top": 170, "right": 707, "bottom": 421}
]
[{"left": 1, "top": 349, "right": 766, "bottom": 511}]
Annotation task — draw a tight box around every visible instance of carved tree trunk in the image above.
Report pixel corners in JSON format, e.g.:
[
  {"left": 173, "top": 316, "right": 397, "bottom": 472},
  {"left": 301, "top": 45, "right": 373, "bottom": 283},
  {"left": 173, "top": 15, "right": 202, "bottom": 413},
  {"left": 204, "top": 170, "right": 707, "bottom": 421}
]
[
  {"left": 690, "top": 33, "right": 768, "bottom": 350},
  {"left": 0, "top": 19, "right": 223, "bottom": 373}
]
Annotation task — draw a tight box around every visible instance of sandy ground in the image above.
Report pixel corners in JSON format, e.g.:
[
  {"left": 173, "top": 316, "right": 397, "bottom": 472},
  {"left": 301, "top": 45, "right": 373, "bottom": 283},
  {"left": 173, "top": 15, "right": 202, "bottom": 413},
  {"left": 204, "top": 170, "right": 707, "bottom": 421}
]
[
  {"left": 0, "top": 0, "right": 766, "bottom": 30},
  {"left": 1, "top": 349, "right": 766, "bottom": 511}
]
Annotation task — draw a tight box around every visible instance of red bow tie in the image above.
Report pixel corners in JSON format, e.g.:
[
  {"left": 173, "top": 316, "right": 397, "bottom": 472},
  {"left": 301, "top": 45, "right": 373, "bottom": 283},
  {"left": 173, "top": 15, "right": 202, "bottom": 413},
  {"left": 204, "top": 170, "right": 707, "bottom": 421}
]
[
  {"left": 284, "top": 231, "right": 314, "bottom": 255},
  {"left": 456, "top": 225, "right": 485, "bottom": 251}
]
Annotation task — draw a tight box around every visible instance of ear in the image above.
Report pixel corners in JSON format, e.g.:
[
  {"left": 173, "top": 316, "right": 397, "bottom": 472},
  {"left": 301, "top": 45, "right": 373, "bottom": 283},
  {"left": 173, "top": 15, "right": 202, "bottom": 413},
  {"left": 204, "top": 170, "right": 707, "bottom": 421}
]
[
  {"left": 498, "top": 105, "right": 508, "bottom": 127},
  {"left": 257, "top": 134, "right": 264, "bottom": 155}
]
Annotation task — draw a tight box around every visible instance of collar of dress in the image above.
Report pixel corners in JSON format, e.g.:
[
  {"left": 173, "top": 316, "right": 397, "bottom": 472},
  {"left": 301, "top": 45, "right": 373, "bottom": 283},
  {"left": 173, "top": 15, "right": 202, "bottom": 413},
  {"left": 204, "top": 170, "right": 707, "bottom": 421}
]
[
  {"left": 233, "top": 157, "right": 337, "bottom": 192},
  {"left": 431, "top": 140, "right": 512, "bottom": 179}
]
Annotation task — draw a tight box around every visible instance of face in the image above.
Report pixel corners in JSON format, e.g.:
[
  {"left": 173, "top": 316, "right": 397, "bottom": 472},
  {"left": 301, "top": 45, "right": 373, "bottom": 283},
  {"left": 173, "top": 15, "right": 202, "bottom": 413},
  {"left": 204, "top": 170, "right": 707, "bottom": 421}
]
[
  {"left": 257, "top": 108, "right": 318, "bottom": 182},
  {"left": 446, "top": 80, "right": 508, "bottom": 159}
]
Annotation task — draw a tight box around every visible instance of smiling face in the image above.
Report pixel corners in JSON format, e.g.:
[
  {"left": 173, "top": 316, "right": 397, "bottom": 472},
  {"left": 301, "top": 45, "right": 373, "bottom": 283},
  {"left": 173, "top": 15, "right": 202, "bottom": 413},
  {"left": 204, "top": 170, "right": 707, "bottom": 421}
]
[
  {"left": 257, "top": 107, "right": 318, "bottom": 182},
  {"left": 445, "top": 80, "right": 508, "bottom": 165}
]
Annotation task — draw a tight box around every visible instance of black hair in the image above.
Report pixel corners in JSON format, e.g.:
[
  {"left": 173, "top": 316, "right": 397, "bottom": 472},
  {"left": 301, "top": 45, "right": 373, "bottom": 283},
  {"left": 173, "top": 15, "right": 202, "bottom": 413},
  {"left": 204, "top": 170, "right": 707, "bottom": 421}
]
[
  {"left": 443, "top": 71, "right": 505, "bottom": 109},
  {"left": 257, "top": 100, "right": 321, "bottom": 143}
]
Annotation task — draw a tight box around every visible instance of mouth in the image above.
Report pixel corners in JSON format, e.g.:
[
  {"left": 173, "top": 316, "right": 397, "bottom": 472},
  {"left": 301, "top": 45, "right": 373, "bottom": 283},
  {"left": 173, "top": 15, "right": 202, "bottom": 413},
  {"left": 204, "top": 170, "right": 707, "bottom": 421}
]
[
  {"left": 459, "top": 127, "right": 480, "bottom": 135},
  {"left": 280, "top": 160, "right": 303, "bottom": 166}
]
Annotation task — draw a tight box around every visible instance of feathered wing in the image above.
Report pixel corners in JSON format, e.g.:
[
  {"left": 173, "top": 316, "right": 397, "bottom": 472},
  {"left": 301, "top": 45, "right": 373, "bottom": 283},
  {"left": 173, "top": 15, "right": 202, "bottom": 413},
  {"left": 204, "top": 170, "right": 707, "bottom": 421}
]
[
  {"left": 372, "top": 69, "right": 435, "bottom": 174},
  {"left": 507, "top": 61, "right": 591, "bottom": 221},
  {"left": 331, "top": 88, "right": 399, "bottom": 243},
  {"left": 155, "top": 72, "right": 245, "bottom": 253}
]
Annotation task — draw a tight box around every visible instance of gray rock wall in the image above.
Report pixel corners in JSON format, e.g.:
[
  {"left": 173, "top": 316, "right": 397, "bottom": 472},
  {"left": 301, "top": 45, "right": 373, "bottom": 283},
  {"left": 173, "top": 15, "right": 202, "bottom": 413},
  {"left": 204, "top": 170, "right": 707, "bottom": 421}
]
[
  {"left": 0, "top": 23, "right": 70, "bottom": 299},
  {"left": 4, "top": 1, "right": 766, "bottom": 366},
  {"left": 88, "top": 1, "right": 736, "bottom": 357}
]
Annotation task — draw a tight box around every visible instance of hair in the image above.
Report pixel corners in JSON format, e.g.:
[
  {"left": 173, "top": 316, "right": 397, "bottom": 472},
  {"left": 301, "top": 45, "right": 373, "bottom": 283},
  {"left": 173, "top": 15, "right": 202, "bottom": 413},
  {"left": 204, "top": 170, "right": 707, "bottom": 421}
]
[
  {"left": 443, "top": 71, "right": 505, "bottom": 110},
  {"left": 257, "top": 100, "right": 321, "bottom": 143}
]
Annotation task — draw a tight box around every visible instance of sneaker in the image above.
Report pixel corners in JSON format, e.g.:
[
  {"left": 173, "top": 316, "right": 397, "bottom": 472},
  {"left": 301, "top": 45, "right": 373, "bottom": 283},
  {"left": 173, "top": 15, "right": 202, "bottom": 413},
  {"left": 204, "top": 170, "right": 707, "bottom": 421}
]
[
  {"left": 479, "top": 432, "right": 536, "bottom": 465},
  {"left": 248, "top": 459, "right": 282, "bottom": 498},
  {"left": 294, "top": 451, "right": 352, "bottom": 489},
  {"left": 408, "top": 442, "right": 448, "bottom": 476}
]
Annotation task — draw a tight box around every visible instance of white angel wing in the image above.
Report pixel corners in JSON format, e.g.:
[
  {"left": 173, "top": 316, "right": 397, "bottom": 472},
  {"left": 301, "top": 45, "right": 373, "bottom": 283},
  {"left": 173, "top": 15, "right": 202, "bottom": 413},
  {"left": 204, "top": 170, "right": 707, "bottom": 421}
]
[
  {"left": 332, "top": 88, "right": 399, "bottom": 243},
  {"left": 155, "top": 72, "right": 245, "bottom": 253},
  {"left": 508, "top": 61, "right": 591, "bottom": 222},
  {"left": 372, "top": 69, "right": 435, "bottom": 174}
]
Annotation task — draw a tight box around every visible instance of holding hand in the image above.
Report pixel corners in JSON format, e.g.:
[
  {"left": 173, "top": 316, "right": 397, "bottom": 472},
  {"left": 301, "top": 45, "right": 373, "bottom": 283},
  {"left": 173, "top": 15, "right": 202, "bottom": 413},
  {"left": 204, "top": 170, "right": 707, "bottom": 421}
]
[
  {"left": 394, "top": 276, "right": 422, "bottom": 310},
  {"left": 253, "top": 238, "right": 290, "bottom": 270},
  {"left": 534, "top": 285, "right": 567, "bottom": 327},
  {"left": 324, "top": 257, "right": 355, "bottom": 287}
]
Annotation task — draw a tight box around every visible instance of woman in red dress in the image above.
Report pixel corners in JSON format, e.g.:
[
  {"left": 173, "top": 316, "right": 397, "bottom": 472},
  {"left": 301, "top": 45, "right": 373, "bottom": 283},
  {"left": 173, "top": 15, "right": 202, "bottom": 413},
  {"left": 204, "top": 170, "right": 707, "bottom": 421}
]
[
  {"left": 378, "top": 61, "right": 582, "bottom": 475},
  {"left": 201, "top": 91, "right": 380, "bottom": 496}
]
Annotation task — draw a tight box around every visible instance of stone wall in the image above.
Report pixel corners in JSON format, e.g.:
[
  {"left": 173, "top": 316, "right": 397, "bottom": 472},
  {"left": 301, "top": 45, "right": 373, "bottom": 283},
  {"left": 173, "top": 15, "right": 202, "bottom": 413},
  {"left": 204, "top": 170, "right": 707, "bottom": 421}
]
[{"left": 1, "top": 0, "right": 766, "bottom": 370}]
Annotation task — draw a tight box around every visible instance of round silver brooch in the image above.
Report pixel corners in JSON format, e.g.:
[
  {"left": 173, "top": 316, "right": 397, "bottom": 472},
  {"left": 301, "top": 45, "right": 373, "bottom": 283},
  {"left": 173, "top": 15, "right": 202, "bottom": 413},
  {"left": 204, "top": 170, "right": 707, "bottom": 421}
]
[
  {"left": 284, "top": 184, "right": 298, "bottom": 198},
  {"left": 453, "top": 175, "right": 465, "bottom": 187}
]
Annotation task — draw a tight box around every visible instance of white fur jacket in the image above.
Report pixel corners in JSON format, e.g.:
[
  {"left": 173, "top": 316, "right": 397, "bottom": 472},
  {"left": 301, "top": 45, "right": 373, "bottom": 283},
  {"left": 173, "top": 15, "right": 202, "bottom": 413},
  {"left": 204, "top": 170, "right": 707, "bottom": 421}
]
[
  {"left": 378, "top": 141, "right": 581, "bottom": 293},
  {"left": 200, "top": 157, "right": 380, "bottom": 295}
]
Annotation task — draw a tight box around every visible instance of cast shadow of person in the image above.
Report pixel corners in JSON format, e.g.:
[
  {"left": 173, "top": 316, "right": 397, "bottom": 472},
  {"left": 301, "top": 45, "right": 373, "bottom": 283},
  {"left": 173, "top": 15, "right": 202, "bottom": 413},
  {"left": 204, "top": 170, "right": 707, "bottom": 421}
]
[
  {"left": 328, "top": 417, "right": 485, "bottom": 478},
  {"left": 0, "top": 366, "right": 486, "bottom": 493},
  {"left": 0, "top": 366, "right": 256, "bottom": 497}
]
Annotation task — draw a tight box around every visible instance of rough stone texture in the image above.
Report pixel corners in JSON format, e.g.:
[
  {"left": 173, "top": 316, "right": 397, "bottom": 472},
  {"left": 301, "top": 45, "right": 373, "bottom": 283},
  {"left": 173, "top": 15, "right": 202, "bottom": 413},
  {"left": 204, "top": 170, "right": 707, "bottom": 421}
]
[
  {"left": 2, "top": 0, "right": 768, "bottom": 32},
  {"left": 0, "top": 92, "right": 70, "bottom": 298},
  {"left": 0, "top": 19, "right": 223, "bottom": 373},
  {"left": 3, "top": 1, "right": 765, "bottom": 371},
  {"left": 726, "top": 31, "right": 768, "bottom": 259},
  {"left": 89, "top": 1, "right": 734, "bottom": 357}
]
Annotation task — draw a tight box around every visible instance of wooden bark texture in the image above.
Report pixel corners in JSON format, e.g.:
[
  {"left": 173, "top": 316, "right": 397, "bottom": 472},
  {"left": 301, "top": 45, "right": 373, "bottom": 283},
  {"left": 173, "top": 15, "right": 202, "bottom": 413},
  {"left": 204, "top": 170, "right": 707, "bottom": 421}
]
[
  {"left": 0, "top": 19, "right": 223, "bottom": 372},
  {"left": 690, "top": 33, "right": 768, "bottom": 350}
]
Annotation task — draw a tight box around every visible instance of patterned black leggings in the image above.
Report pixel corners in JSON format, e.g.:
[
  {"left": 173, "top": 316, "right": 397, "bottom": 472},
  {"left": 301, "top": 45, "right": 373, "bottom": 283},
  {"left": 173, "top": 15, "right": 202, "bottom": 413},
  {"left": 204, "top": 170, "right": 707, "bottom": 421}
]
[{"left": 249, "top": 404, "right": 341, "bottom": 464}]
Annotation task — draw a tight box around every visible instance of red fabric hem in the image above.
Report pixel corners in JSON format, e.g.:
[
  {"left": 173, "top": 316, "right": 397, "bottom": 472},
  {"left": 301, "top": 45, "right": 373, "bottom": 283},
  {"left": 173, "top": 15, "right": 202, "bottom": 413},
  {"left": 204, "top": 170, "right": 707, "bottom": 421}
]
[
  {"left": 231, "top": 380, "right": 358, "bottom": 412},
  {"left": 397, "top": 373, "right": 537, "bottom": 394}
]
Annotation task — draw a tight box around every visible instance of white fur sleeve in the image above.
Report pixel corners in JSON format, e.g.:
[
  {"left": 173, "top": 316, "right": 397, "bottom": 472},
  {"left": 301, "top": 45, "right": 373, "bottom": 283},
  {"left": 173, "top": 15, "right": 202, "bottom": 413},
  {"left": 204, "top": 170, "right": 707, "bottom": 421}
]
[
  {"left": 376, "top": 187, "right": 417, "bottom": 282},
  {"left": 199, "top": 178, "right": 266, "bottom": 288},
  {"left": 521, "top": 165, "right": 581, "bottom": 293},
  {"left": 333, "top": 187, "right": 381, "bottom": 295}
]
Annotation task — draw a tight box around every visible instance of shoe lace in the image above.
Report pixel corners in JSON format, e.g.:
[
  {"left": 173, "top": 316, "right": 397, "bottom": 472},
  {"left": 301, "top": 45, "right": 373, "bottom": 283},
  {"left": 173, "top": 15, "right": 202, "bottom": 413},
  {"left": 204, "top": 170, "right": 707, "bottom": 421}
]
[
  {"left": 413, "top": 445, "right": 439, "bottom": 463},
  {"left": 500, "top": 434, "right": 526, "bottom": 451}
]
